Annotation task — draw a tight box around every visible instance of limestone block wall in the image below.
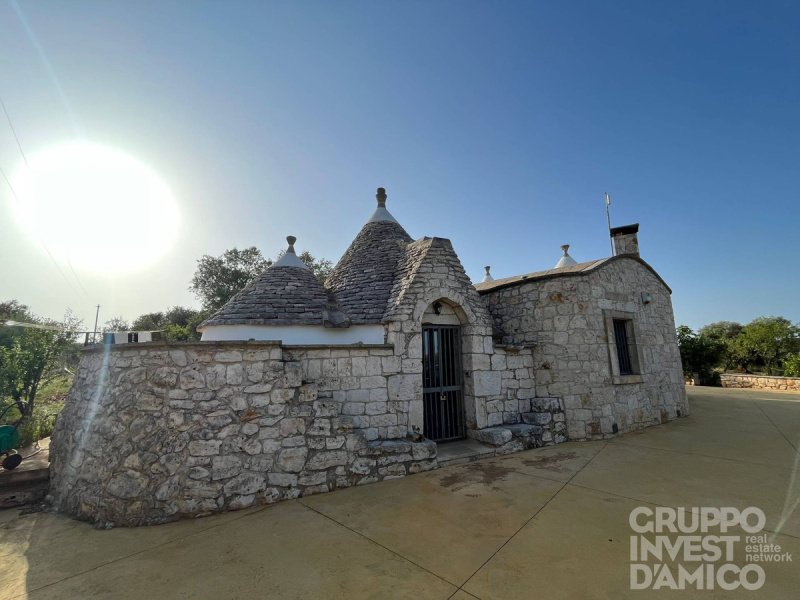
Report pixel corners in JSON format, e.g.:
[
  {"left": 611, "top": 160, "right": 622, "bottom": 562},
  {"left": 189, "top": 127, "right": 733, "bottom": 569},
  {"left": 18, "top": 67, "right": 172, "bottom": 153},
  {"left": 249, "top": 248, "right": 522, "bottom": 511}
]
[
  {"left": 49, "top": 342, "right": 436, "bottom": 526},
  {"left": 476, "top": 345, "right": 536, "bottom": 427},
  {"left": 720, "top": 374, "right": 800, "bottom": 392},
  {"left": 481, "top": 257, "right": 688, "bottom": 439},
  {"left": 382, "top": 236, "right": 514, "bottom": 431}
]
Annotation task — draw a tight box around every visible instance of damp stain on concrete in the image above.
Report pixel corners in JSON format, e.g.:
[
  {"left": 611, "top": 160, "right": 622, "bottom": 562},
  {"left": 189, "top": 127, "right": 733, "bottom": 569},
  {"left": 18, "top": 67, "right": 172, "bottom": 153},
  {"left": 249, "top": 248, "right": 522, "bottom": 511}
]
[
  {"left": 520, "top": 451, "right": 578, "bottom": 472},
  {"left": 437, "top": 461, "right": 516, "bottom": 492}
]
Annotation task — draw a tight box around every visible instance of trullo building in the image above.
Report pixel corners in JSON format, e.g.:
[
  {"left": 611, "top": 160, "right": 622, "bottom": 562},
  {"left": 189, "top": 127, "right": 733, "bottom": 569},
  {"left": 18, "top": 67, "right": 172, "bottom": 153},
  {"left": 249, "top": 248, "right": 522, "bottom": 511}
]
[{"left": 49, "top": 188, "right": 688, "bottom": 526}]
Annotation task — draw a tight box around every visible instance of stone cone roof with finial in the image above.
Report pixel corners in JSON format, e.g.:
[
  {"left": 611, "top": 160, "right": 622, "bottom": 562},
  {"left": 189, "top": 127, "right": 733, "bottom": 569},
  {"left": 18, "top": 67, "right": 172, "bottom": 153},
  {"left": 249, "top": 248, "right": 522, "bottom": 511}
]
[
  {"left": 201, "top": 188, "right": 417, "bottom": 331},
  {"left": 200, "top": 236, "right": 349, "bottom": 327},
  {"left": 554, "top": 244, "right": 578, "bottom": 269},
  {"left": 324, "top": 188, "right": 413, "bottom": 324}
]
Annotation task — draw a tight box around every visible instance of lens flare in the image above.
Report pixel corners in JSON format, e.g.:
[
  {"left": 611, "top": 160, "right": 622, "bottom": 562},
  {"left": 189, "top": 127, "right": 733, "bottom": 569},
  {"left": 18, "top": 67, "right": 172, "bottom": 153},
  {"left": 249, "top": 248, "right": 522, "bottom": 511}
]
[{"left": 11, "top": 141, "right": 180, "bottom": 272}]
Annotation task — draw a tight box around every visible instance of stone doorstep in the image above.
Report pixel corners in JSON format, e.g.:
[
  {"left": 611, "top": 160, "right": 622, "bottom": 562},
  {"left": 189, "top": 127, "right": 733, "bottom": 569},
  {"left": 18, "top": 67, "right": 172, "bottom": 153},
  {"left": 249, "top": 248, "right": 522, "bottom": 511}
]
[
  {"left": 0, "top": 473, "right": 50, "bottom": 509},
  {"left": 0, "top": 466, "right": 50, "bottom": 488},
  {"left": 436, "top": 438, "right": 495, "bottom": 468}
]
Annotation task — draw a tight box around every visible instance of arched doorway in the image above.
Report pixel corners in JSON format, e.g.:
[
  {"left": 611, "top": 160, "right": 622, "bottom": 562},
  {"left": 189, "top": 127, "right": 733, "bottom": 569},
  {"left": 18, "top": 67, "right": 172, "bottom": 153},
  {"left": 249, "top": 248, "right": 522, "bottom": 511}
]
[{"left": 422, "top": 301, "right": 465, "bottom": 441}]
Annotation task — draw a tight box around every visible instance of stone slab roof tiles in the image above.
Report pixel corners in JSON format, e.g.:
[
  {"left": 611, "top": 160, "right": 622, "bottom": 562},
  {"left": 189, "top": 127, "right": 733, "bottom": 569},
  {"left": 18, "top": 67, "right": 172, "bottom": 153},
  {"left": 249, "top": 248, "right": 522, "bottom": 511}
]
[
  {"left": 324, "top": 190, "right": 413, "bottom": 325},
  {"left": 474, "top": 255, "right": 671, "bottom": 294},
  {"left": 200, "top": 265, "right": 334, "bottom": 327},
  {"left": 200, "top": 237, "right": 350, "bottom": 328},
  {"left": 383, "top": 236, "right": 491, "bottom": 325}
]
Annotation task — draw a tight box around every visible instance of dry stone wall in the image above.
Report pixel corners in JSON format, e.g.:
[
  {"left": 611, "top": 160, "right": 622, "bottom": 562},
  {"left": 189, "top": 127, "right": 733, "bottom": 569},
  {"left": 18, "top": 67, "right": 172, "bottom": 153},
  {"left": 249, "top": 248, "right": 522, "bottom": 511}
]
[
  {"left": 481, "top": 257, "right": 688, "bottom": 439},
  {"left": 720, "top": 374, "right": 800, "bottom": 392},
  {"left": 49, "top": 342, "right": 436, "bottom": 526}
]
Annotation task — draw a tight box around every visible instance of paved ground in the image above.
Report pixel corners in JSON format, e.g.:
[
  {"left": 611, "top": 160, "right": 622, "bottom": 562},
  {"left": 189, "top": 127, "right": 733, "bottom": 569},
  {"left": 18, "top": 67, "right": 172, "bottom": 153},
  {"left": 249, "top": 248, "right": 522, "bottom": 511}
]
[{"left": 1, "top": 386, "right": 799, "bottom": 599}]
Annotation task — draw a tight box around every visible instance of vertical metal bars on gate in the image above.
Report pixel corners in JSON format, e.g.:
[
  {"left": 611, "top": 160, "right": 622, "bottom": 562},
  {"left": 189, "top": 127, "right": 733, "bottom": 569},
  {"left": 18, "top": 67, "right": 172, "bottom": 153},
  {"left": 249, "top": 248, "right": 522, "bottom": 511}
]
[{"left": 422, "top": 325, "right": 465, "bottom": 441}]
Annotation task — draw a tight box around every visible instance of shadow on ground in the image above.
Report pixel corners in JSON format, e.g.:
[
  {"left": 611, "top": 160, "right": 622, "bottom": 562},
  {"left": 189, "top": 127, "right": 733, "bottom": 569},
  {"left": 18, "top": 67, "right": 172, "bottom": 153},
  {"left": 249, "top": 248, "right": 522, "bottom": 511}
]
[{"left": 2, "top": 386, "right": 800, "bottom": 599}]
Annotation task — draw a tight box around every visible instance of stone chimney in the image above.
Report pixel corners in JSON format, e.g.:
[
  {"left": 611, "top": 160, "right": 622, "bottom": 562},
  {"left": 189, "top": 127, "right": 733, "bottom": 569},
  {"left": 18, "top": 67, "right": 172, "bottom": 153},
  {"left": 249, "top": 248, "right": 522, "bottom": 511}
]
[{"left": 610, "top": 223, "right": 640, "bottom": 257}]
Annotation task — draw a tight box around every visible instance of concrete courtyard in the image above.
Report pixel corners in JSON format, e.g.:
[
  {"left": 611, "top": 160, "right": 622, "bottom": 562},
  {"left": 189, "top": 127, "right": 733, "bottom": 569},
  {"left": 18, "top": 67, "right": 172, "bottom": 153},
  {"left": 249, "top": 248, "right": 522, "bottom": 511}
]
[{"left": 1, "top": 386, "right": 799, "bottom": 599}]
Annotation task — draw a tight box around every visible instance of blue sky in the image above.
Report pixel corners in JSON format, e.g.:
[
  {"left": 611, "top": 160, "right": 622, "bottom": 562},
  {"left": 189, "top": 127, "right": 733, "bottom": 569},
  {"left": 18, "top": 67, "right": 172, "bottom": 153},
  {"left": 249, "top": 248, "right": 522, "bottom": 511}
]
[{"left": 0, "top": 0, "right": 798, "bottom": 331}]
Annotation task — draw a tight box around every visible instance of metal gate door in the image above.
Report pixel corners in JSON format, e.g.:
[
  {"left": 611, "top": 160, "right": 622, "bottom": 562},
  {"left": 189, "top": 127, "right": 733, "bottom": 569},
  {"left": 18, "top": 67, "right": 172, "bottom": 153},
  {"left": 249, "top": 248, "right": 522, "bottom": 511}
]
[{"left": 422, "top": 325, "right": 465, "bottom": 442}]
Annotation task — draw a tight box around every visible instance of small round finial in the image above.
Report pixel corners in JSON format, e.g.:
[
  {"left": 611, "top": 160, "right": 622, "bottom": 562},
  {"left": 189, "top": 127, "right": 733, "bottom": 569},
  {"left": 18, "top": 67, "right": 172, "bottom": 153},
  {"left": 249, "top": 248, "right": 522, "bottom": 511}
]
[
  {"left": 286, "top": 236, "right": 297, "bottom": 253},
  {"left": 482, "top": 265, "right": 493, "bottom": 283},
  {"left": 561, "top": 244, "right": 570, "bottom": 256},
  {"left": 376, "top": 187, "right": 387, "bottom": 207}
]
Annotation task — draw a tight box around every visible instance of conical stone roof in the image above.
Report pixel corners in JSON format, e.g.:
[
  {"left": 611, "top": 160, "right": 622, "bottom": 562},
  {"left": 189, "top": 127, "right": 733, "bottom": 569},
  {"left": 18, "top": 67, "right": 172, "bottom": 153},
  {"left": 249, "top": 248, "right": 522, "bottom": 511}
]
[
  {"left": 554, "top": 244, "right": 578, "bottom": 269},
  {"left": 200, "top": 237, "right": 340, "bottom": 327},
  {"left": 324, "top": 188, "right": 412, "bottom": 324}
]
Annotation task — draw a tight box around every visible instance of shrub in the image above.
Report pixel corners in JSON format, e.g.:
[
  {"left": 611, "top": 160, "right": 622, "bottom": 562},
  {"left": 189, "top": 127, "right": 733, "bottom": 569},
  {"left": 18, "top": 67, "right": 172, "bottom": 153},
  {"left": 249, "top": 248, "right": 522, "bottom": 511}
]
[
  {"left": 15, "top": 400, "right": 64, "bottom": 448},
  {"left": 784, "top": 354, "right": 800, "bottom": 378}
]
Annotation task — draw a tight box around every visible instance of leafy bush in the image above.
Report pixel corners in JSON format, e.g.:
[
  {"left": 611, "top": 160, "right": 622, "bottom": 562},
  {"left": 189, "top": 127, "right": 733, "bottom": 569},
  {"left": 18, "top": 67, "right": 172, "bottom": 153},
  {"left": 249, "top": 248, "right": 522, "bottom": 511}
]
[
  {"left": 676, "top": 325, "right": 724, "bottom": 385},
  {"left": 14, "top": 400, "right": 64, "bottom": 448},
  {"left": 1, "top": 374, "right": 70, "bottom": 448},
  {"left": 784, "top": 354, "right": 800, "bottom": 378}
]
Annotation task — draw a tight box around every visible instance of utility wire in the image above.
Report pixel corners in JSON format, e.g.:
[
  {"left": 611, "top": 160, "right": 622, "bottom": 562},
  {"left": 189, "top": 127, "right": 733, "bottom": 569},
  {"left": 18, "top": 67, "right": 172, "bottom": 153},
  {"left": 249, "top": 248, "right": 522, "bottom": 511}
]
[
  {"left": 0, "top": 95, "right": 28, "bottom": 166},
  {"left": 0, "top": 161, "right": 87, "bottom": 300},
  {"left": 0, "top": 92, "right": 91, "bottom": 303}
]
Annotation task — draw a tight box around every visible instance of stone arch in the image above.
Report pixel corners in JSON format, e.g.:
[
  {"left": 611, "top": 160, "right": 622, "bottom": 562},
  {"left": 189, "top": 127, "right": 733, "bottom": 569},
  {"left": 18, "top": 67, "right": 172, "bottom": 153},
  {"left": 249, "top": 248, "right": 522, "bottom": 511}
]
[
  {"left": 412, "top": 289, "right": 478, "bottom": 327},
  {"left": 421, "top": 297, "right": 469, "bottom": 327}
]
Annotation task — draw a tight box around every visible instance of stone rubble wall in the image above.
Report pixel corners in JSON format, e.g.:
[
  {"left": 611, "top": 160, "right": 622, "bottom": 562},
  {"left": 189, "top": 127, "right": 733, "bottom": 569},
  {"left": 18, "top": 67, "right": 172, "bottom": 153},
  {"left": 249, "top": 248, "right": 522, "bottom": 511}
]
[
  {"left": 49, "top": 342, "right": 436, "bottom": 527},
  {"left": 720, "top": 374, "right": 800, "bottom": 392},
  {"left": 382, "top": 237, "right": 529, "bottom": 432},
  {"left": 479, "top": 345, "right": 536, "bottom": 427},
  {"left": 469, "top": 396, "right": 567, "bottom": 452},
  {"left": 481, "top": 257, "right": 688, "bottom": 440}
]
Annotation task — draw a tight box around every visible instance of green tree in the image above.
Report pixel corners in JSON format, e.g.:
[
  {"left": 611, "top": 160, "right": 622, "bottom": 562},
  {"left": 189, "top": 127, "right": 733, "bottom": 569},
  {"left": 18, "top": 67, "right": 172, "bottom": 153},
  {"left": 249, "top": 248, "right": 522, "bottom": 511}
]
[
  {"left": 676, "top": 325, "right": 725, "bottom": 384},
  {"left": 731, "top": 317, "right": 800, "bottom": 375},
  {"left": 131, "top": 312, "right": 166, "bottom": 331},
  {"left": 130, "top": 306, "right": 208, "bottom": 341},
  {"left": 190, "top": 246, "right": 333, "bottom": 311},
  {"left": 103, "top": 316, "right": 130, "bottom": 332},
  {"left": 190, "top": 247, "right": 270, "bottom": 312},
  {"left": 288, "top": 250, "right": 333, "bottom": 285},
  {"left": 699, "top": 321, "right": 743, "bottom": 370},
  {"left": 0, "top": 300, "right": 35, "bottom": 349},
  {"left": 0, "top": 312, "right": 81, "bottom": 427}
]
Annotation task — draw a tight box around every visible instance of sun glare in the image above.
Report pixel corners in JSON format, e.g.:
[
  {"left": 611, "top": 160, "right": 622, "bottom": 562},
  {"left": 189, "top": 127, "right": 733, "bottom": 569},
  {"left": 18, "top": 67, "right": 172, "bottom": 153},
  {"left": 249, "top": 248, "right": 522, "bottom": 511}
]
[{"left": 11, "top": 141, "right": 180, "bottom": 273}]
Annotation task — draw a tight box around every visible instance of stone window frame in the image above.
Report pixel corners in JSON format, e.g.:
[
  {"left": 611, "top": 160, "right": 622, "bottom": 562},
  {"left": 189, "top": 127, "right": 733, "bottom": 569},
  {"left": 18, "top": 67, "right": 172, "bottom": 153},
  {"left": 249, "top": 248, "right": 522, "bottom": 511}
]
[{"left": 603, "top": 309, "right": 644, "bottom": 385}]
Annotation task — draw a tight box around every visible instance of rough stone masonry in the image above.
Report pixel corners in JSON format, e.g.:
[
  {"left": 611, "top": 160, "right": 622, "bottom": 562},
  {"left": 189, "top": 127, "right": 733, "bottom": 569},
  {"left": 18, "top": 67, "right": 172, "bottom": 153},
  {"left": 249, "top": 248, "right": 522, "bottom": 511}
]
[{"left": 49, "top": 190, "right": 687, "bottom": 526}]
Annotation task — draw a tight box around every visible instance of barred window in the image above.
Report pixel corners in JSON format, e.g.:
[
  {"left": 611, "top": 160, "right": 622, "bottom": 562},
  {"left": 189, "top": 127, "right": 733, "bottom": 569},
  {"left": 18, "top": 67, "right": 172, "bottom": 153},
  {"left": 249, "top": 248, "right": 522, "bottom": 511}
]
[
  {"left": 613, "top": 319, "right": 636, "bottom": 375},
  {"left": 605, "top": 311, "right": 643, "bottom": 383}
]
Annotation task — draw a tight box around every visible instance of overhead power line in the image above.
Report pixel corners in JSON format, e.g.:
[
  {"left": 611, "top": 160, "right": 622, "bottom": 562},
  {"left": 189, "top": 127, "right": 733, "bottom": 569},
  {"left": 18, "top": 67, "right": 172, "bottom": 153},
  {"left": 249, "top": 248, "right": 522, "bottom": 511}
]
[{"left": 0, "top": 95, "right": 27, "bottom": 166}]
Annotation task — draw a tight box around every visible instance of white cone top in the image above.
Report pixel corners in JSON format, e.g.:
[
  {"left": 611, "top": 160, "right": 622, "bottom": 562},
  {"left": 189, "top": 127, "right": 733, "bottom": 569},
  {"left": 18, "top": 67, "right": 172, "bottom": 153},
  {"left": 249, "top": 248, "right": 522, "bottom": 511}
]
[
  {"left": 554, "top": 244, "right": 578, "bottom": 269},
  {"left": 482, "top": 265, "right": 494, "bottom": 282},
  {"left": 273, "top": 236, "right": 309, "bottom": 269},
  {"left": 366, "top": 187, "right": 399, "bottom": 224}
]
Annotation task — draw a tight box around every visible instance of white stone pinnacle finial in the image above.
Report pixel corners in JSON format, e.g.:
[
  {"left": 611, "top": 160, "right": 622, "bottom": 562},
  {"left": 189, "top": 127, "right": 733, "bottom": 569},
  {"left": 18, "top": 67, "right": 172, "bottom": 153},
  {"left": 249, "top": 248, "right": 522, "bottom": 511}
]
[
  {"left": 482, "top": 265, "right": 494, "bottom": 283},
  {"left": 273, "top": 235, "right": 309, "bottom": 269},
  {"left": 367, "top": 187, "right": 399, "bottom": 224},
  {"left": 555, "top": 244, "right": 578, "bottom": 269}
]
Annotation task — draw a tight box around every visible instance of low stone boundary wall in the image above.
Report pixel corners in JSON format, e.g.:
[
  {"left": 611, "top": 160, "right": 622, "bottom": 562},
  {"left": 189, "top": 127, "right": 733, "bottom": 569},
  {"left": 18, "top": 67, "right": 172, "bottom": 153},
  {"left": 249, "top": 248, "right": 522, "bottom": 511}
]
[
  {"left": 49, "top": 342, "right": 436, "bottom": 527},
  {"left": 720, "top": 373, "right": 800, "bottom": 392}
]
